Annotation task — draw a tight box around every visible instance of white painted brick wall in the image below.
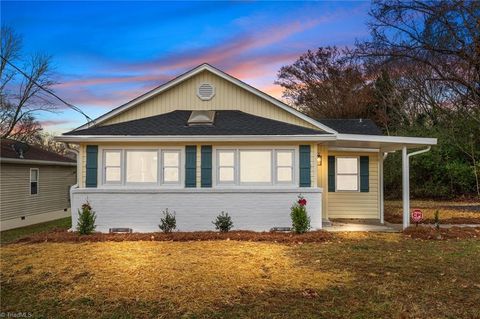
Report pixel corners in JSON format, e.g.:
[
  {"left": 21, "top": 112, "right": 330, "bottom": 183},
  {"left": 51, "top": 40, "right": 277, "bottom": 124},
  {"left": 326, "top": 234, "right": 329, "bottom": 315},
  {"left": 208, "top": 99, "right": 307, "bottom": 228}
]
[{"left": 71, "top": 188, "right": 322, "bottom": 232}]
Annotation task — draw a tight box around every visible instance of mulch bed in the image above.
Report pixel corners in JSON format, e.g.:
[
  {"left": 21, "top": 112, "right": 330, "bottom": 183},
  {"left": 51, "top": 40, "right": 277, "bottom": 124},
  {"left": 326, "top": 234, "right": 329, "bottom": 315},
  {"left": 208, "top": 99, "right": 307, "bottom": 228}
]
[
  {"left": 403, "top": 226, "right": 480, "bottom": 240},
  {"left": 385, "top": 215, "right": 480, "bottom": 224},
  {"left": 13, "top": 229, "right": 334, "bottom": 244}
]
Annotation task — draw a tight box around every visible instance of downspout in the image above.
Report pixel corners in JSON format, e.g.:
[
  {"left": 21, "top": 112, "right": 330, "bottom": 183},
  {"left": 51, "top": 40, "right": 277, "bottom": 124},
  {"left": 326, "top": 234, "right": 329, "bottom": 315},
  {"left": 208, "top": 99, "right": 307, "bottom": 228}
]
[
  {"left": 402, "top": 146, "right": 431, "bottom": 229},
  {"left": 65, "top": 144, "right": 79, "bottom": 232},
  {"left": 65, "top": 144, "right": 80, "bottom": 191}
]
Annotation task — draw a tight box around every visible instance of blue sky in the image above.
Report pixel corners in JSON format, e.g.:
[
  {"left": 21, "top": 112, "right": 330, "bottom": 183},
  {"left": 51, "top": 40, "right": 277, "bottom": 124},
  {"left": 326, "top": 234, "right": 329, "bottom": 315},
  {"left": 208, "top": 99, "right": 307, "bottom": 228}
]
[{"left": 1, "top": 1, "right": 370, "bottom": 133}]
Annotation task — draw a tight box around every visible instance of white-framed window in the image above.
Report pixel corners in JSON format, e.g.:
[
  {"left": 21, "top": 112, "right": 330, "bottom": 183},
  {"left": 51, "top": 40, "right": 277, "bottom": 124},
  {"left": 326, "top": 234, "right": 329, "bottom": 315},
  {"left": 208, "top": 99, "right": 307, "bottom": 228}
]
[
  {"left": 275, "top": 150, "right": 294, "bottom": 183},
  {"left": 215, "top": 148, "right": 296, "bottom": 186},
  {"left": 336, "top": 157, "right": 359, "bottom": 191},
  {"left": 217, "top": 150, "right": 236, "bottom": 184},
  {"left": 239, "top": 150, "right": 272, "bottom": 184},
  {"left": 104, "top": 150, "right": 122, "bottom": 184},
  {"left": 101, "top": 148, "right": 183, "bottom": 186},
  {"left": 162, "top": 150, "right": 181, "bottom": 184},
  {"left": 30, "top": 168, "right": 39, "bottom": 195},
  {"left": 126, "top": 150, "right": 158, "bottom": 184}
]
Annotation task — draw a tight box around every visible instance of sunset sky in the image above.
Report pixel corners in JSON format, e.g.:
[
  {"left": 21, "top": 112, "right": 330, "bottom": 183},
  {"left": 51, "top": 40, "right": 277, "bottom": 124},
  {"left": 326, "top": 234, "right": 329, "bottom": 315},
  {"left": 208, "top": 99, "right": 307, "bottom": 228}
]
[{"left": 2, "top": 1, "right": 370, "bottom": 134}]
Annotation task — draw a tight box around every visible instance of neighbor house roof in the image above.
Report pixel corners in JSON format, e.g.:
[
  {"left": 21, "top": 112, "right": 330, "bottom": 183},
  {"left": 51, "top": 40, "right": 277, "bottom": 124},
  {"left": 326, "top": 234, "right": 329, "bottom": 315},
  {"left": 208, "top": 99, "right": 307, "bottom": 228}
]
[
  {"left": 64, "top": 110, "right": 330, "bottom": 136},
  {"left": 317, "top": 119, "right": 383, "bottom": 135},
  {"left": 0, "top": 139, "right": 76, "bottom": 165}
]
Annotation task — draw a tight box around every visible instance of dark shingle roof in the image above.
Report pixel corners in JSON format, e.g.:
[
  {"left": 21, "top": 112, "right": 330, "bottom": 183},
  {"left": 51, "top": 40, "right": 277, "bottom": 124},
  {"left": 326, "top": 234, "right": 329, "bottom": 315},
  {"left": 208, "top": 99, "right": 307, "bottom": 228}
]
[
  {"left": 64, "top": 110, "right": 329, "bottom": 136},
  {"left": 317, "top": 119, "right": 383, "bottom": 135},
  {"left": 1, "top": 139, "right": 76, "bottom": 163}
]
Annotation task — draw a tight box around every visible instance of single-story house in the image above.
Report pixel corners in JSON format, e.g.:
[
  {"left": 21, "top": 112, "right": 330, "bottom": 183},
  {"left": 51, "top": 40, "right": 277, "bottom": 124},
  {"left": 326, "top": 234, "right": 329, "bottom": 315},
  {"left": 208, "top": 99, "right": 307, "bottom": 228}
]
[
  {"left": 57, "top": 63, "right": 437, "bottom": 232},
  {"left": 0, "top": 139, "right": 77, "bottom": 231}
]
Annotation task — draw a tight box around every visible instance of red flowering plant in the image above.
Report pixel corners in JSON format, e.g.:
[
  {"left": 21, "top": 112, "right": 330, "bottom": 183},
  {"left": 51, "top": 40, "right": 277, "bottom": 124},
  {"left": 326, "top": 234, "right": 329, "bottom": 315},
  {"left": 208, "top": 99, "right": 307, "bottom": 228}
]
[
  {"left": 298, "top": 197, "right": 307, "bottom": 207},
  {"left": 290, "top": 195, "right": 310, "bottom": 234}
]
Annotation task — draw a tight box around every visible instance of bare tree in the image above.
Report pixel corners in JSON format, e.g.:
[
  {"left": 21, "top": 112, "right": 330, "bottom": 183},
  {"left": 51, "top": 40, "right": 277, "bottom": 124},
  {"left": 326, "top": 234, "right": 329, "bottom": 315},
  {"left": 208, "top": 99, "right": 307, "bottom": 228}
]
[
  {"left": 0, "top": 25, "right": 57, "bottom": 140},
  {"left": 355, "top": 0, "right": 480, "bottom": 122},
  {"left": 275, "top": 47, "right": 374, "bottom": 119},
  {"left": 37, "top": 131, "right": 77, "bottom": 157}
]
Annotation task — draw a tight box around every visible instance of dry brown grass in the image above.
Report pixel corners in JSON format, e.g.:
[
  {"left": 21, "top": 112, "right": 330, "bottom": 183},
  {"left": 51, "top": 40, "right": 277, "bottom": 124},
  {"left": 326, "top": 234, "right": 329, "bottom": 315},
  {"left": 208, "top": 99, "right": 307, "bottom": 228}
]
[
  {"left": 1, "top": 241, "right": 344, "bottom": 315},
  {"left": 2, "top": 233, "right": 479, "bottom": 318},
  {"left": 385, "top": 199, "right": 480, "bottom": 224}
]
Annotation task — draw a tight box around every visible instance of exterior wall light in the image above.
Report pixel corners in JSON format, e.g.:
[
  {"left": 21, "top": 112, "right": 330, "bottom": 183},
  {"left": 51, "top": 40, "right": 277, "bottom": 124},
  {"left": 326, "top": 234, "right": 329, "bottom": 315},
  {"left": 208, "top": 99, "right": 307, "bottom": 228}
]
[{"left": 317, "top": 154, "right": 322, "bottom": 166}]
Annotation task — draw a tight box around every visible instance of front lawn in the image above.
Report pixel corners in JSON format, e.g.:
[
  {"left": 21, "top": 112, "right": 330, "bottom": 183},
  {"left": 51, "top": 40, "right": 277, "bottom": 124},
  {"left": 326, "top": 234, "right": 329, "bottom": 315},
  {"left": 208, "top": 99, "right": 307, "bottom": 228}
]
[
  {"left": 385, "top": 199, "right": 480, "bottom": 224},
  {"left": 1, "top": 233, "right": 479, "bottom": 318},
  {"left": 0, "top": 217, "right": 71, "bottom": 245}
]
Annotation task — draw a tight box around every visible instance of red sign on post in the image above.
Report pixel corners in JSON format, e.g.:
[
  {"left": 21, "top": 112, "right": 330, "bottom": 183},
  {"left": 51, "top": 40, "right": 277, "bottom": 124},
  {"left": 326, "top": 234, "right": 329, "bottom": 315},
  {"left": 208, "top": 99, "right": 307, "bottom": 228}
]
[{"left": 411, "top": 209, "right": 423, "bottom": 226}]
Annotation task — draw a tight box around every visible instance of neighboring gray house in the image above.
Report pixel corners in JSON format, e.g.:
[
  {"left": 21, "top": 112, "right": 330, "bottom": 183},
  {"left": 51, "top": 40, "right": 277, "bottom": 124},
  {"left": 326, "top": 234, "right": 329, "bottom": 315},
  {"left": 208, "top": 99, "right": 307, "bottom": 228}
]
[{"left": 0, "top": 139, "right": 77, "bottom": 231}]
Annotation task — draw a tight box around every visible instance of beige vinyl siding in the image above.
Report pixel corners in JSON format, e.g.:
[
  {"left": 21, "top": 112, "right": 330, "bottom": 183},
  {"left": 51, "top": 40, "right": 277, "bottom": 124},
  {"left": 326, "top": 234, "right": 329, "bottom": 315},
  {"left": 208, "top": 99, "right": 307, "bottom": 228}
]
[
  {"left": 79, "top": 141, "right": 317, "bottom": 188},
  {"left": 318, "top": 150, "right": 380, "bottom": 219},
  {"left": 80, "top": 144, "right": 86, "bottom": 188},
  {"left": 101, "top": 70, "right": 318, "bottom": 129},
  {"left": 0, "top": 163, "right": 76, "bottom": 221}
]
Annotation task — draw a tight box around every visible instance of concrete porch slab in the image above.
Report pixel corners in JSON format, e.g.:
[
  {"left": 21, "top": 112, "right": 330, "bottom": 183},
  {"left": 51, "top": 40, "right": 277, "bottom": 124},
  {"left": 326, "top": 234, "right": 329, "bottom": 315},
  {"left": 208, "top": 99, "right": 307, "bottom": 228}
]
[{"left": 324, "top": 222, "right": 400, "bottom": 232}]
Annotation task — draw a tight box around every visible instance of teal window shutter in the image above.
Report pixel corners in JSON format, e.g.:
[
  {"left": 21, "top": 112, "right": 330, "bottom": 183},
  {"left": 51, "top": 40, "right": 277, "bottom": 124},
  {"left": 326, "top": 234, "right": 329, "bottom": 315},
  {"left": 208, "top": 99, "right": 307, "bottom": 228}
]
[
  {"left": 360, "top": 156, "right": 369, "bottom": 192},
  {"left": 299, "top": 145, "right": 311, "bottom": 187},
  {"left": 85, "top": 145, "right": 98, "bottom": 188},
  {"left": 328, "top": 156, "right": 335, "bottom": 192},
  {"left": 185, "top": 145, "right": 197, "bottom": 188},
  {"left": 201, "top": 145, "right": 212, "bottom": 187}
]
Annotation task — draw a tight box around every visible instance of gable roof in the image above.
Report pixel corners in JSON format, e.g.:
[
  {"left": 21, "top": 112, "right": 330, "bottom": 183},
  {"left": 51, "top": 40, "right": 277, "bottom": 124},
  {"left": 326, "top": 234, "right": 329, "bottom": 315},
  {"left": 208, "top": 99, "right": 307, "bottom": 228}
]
[
  {"left": 1, "top": 139, "right": 76, "bottom": 165},
  {"left": 73, "top": 63, "right": 336, "bottom": 134},
  {"left": 317, "top": 119, "right": 383, "bottom": 135},
  {"left": 65, "top": 110, "right": 330, "bottom": 136}
]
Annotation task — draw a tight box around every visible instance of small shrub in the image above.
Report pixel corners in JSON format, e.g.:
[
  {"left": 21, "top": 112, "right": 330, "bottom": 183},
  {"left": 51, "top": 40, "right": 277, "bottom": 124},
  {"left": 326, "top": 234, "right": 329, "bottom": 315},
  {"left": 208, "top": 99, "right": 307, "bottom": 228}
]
[
  {"left": 159, "top": 209, "right": 176, "bottom": 233},
  {"left": 434, "top": 210, "right": 440, "bottom": 230},
  {"left": 213, "top": 211, "right": 233, "bottom": 232},
  {"left": 291, "top": 195, "right": 310, "bottom": 234},
  {"left": 77, "top": 201, "right": 96, "bottom": 235}
]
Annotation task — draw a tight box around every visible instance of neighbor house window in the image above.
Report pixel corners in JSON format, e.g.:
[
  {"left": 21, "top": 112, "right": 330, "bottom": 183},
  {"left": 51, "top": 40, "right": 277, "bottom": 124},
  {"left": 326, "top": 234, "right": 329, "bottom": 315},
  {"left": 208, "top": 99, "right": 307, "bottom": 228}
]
[
  {"left": 215, "top": 148, "right": 296, "bottom": 186},
  {"left": 275, "top": 150, "right": 294, "bottom": 183},
  {"left": 126, "top": 150, "right": 158, "bottom": 183},
  {"left": 30, "top": 168, "right": 39, "bottom": 195},
  {"left": 239, "top": 150, "right": 272, "bottom": 184},
  {"left": 336, "top": 157, "right": 359, "bottom": 191},
  {"left": 104, "top": 150, "right": 122, "bottom": 183},
  {"left": 217, "top": 150, "right": 236, "bottom": 184},
  {"left": 162, "top": 150, "right": 181, "bottom": 184}
]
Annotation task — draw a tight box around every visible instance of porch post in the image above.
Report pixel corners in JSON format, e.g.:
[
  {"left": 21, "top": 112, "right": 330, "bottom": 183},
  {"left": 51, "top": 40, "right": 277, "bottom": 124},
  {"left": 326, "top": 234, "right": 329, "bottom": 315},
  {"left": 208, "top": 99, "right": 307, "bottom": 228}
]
[
  {"left": 379, "top": 152, "right": 384, "bottom": 224},
  {"left": 402, "top": 146, "right": 410, "bottom": 229}
]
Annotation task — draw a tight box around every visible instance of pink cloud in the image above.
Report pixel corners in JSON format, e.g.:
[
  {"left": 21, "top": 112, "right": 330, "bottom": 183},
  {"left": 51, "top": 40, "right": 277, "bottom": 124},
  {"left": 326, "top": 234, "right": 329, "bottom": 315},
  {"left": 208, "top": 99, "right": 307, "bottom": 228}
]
[
  {"left": 50, "top": 12, "right": 341, "bottom": 113},
  {"left": 121, "top": 18, "right": 324, "bottom": 74},
  {"left": 260, "top": 84, "right": 285, "bottom": 99},
  {"left": 54, "top": 73, "right": 171, "bottom": 89},
  {"left": 39, "top": 119, "right": 73, "bottom": 126}
]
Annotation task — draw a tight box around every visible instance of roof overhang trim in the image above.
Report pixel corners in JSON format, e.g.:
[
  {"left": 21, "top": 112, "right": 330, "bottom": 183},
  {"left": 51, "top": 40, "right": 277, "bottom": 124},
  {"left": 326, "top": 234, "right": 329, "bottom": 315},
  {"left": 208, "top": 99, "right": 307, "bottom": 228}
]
[
  {"left": 55, "top": 134, "right": 336, "bottom": 143},
  {"left": 0, "top": 157, "right": 76, "bottom": 166}
]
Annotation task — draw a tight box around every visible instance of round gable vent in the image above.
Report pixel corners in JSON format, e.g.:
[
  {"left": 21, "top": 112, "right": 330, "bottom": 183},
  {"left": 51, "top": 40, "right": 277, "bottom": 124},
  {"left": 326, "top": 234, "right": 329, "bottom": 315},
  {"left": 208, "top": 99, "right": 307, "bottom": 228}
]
[{"left": 197, "top": 83, "right": 215, "bottom": 101}]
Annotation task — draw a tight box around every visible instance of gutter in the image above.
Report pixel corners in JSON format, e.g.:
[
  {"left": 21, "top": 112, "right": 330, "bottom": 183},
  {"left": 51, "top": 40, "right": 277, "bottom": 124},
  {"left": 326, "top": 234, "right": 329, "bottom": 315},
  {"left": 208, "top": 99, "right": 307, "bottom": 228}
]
[
  {"left": 65, "top": 144, "right": 79, "bottom": 233},
  {"left": 0, "top": 157, "right": 76, "bottom": 166},
  {"left": 55, "top": 134, "right": 337, "bottom": 143},
  {"left": 407, "top": 146, "right": 431, "bottom": 159},
  {"left": 65, "top": 144, "right": 80, "bottom": 190}
]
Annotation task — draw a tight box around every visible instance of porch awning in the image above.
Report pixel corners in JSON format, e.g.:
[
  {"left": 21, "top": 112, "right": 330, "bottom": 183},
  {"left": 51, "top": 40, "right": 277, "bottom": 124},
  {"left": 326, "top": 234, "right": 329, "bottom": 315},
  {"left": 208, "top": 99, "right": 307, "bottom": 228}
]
[{"left": 325, "top": 134, "right": 437, "bottom": 151}]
